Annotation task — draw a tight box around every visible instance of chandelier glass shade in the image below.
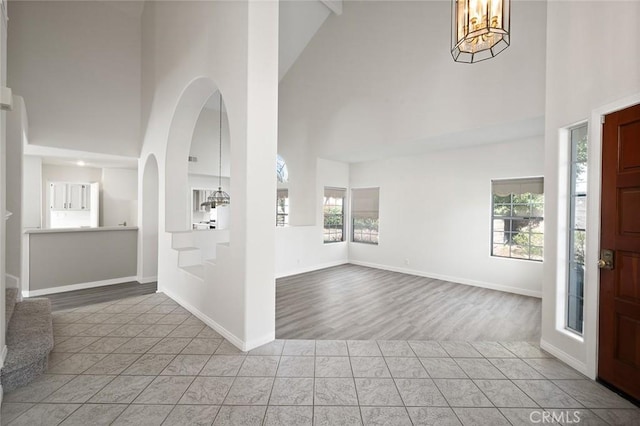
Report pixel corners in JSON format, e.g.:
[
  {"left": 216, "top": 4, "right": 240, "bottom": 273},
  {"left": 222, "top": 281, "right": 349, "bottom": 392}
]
[
  {"left": 201, "top": 94, "right": 230, "bottom": 209},
  {"left": 204, "top": 187, "right": 230, "bottom": 208},
  {"left": 451, "top": 0, "right": 510, "bottom": 63}
]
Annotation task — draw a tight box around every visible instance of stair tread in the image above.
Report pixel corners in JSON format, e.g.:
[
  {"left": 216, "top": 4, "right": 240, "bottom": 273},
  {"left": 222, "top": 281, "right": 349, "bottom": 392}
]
[
  {"left": 181, "top": 265, "right": 205, "bottom": 280},
  {"left": 175, "top": 246, "right": 199, "bottom": 252}
]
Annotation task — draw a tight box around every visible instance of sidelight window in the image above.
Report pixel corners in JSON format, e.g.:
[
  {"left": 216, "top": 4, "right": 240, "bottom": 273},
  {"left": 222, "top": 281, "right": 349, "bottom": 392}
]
[{"left": 567, "top": 124, "right": 588, "bottom": 335}]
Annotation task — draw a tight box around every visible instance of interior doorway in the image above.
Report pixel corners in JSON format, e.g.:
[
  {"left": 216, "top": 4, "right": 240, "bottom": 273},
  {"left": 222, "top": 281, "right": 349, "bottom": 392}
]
[{"left": 598, "top": 103, "right": 640, "bottom": 401}]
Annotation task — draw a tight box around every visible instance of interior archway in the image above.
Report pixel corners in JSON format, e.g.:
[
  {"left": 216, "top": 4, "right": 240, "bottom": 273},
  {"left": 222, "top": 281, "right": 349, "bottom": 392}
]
[
  {"left": 141, "top": 154, "right": 159, "bottom": 280},
  {"left": 189, "top": 91, "right": 231, "bottom": 230},
  {"left": 164, "top": 77, "right": 220, "bottom": 232}
]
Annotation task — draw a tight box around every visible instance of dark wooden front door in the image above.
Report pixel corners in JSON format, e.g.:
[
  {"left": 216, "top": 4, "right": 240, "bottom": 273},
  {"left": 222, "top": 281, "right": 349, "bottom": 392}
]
[{"left": 598, "top": 103, "right": 640, "bottom": 400}]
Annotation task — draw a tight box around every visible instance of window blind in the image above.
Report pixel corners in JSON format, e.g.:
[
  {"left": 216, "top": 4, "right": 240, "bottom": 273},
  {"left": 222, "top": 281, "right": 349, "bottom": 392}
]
[
  {"left": 324, "top": 187, "right": 346, "bottom": 199},
  {"left": 277, "top": 189, "right": 288, "bottom": 200},
  {"left": 351, "top": 187, "right": 379, "bottom": 219},
  {"left": 492, "top": 177, "right": 544, "bottom": 196}
]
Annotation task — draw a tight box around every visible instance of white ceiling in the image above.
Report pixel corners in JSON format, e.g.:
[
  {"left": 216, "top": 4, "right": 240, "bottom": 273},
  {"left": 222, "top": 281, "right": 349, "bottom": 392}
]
[
  {"left": 25, "top": 144, "right": 138, "bottom": 170},
  {"left": 279, "top": 0, "right": 333, "bottom": 81}
]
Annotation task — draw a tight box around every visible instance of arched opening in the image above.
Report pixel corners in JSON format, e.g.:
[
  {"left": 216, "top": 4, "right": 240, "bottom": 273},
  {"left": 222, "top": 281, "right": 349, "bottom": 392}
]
[
  {"left": 189, "top": 91, "right": 231, "bottom": 230},
  {"left": 165, "top": 77, "right": 221, "bottom": 232},
  {"left": 141, "top": 154, "right": 159, "bottom": 280}
]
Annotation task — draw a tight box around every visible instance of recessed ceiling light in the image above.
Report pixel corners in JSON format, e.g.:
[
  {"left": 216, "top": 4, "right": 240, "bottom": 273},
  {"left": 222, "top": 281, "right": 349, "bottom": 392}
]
[{"left": 77, "top": 160, "right": 86, "bottom": 166}]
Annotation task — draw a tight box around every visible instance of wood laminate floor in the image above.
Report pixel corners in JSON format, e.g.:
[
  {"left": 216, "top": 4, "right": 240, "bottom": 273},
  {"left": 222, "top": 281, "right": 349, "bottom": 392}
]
[
  {"left": 46, "top": 281, "right": 157, "bottom": 312},
  {"left": 44, "top": 265, "right": 541, "bottom": 342},
  {"left": 276, "top": 264, "right": 541, "bottom": 341}
]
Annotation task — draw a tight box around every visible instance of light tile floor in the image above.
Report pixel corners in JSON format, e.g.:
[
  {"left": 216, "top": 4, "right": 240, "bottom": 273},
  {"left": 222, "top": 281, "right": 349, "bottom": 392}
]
[{"left": 2, "top": 292, "right": 638, "bottom": 425}]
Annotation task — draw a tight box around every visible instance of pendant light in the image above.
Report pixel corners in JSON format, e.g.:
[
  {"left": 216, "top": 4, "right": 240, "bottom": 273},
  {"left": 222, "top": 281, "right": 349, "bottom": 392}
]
[
  {"left": 451, "top": 0, "right": 510, "bottom": 63},
  {"left": 201, "top": 95, "right": 230, "bottom": 209}
]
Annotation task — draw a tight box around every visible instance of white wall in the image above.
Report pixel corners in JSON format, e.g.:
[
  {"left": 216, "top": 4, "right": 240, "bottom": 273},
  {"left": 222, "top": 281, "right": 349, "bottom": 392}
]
[
  {"left": 102, "top": 168, "right": 138, "bottom": 227},
  {"left": 0, "top": 0, "right": 7, "bottom": 399},
  {"left": 139, "top": 0, "right": 279, "bottom": 350},
  {"left": 278, "top": 0, "right": 331, "bottom": 80},
  {"left": 6, "top": 96, "right": 25, "bottom": 279},
  {"left": 278, "top": 0, "right": 547, "bottom": 225},
  {"left": 542, "top": 1, "right": 640, "bottom": 377},
  {"left": 139, "top": 155, "right": 159, "bottom": 282},
  {"left": 22, "top": 156, "right": 42, "bottom": 229},
  {"left": 7, "top": 1, "right": 141, "bottom": 156},
  {"left": 276, "top": 158, "right": 349, "bottom": 277},
  {"left": 350, "top": 138, "right": 545, "bottom": 297}
]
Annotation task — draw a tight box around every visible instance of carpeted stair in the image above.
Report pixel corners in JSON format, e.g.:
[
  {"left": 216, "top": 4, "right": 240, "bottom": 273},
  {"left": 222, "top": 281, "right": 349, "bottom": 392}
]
[{"left": 1, "top": 288, "right": 54, "bottom": 393}]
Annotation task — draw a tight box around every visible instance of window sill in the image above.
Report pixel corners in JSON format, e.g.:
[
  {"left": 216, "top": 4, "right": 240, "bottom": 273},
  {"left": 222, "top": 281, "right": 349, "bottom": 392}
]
[{"left": 490, "top": 254, "right": 544, "bottom": 263}]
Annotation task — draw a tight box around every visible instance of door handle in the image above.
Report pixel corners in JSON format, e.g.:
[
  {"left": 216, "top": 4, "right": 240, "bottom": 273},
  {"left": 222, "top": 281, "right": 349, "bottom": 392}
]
[{"left": 598, "top": 249, "right": 614, "bottom": 270}]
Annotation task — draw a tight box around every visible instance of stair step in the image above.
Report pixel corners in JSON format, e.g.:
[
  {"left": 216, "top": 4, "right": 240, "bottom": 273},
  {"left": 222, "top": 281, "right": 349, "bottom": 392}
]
[
  {"left": 181, "top": 265, "right": 205, "bottom": 280},
  {"left": 177, "top": 246, "right": 202, "bottom": 267},
  {"left": 5, "top": 287, "right": 19, "bottom": 333},
  {"left": 171, "top": 231, "right": 195, "bottom": 249},
  {"left": 1, "top": 298, "right": 54, "bottom": 393}
]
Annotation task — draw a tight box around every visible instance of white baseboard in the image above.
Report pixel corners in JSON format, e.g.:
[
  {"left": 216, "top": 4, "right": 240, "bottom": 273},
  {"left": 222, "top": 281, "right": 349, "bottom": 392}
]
[
  {"left": 24, "top": 276, "right": 138, "bottom": 297},
  {"left": 161, "top": 287, "right": 269, "bottom": 352},
  {"left": 276, "top": 260, "right": 348, "bottom": 279},
  {"left": 5, "top": 273, "right": 19, "bottom": 289},
  {"left": 540, "top": 338, "right": 590, "bottom": 378},
  {"left": 138, "top": 276, "right": 158, "bottom": 284},
  {"left": 348, "top": 260, "right": 543, "bottom": 298},
  {"left": 245, "top": 332, "right": 276, "bottom": 352}
]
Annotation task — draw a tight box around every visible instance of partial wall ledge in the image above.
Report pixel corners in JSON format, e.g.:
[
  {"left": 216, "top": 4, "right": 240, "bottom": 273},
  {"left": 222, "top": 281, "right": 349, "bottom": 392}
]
[{"left": 25, "top": 227, "right": 138, "bottom": 295}]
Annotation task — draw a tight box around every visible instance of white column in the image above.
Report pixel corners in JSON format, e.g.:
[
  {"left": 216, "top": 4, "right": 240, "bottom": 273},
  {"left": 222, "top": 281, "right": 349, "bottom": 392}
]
[{"left": 242, "top": 0, "right": 279, "bottom": 347}]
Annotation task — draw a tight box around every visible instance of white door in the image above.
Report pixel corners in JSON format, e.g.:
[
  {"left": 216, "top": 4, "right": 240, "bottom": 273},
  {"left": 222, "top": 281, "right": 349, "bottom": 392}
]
[
  {"left": 66, "top": 184, "right": 83, "bottom": 210},
  {"left": 50, "top": 182, "right": 67, "bottom": 210}
]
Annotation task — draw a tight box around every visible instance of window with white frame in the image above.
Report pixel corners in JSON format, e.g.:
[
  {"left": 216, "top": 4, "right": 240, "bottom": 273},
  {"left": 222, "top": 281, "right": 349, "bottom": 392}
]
[
  {"left": 323, "top": 187, "right": 345, "bottom": 243},
  {"left": 491, "top": 178, "right": 544, "bottom": 261},
  {"left": 276, "top": 189, "right": 289, "bottom": 227},
  {"left": 567, "top": 124, "right": 588, "bottom": 335},
  {"left": 351, "top": 188, "right": 379, "bottom": 244}
]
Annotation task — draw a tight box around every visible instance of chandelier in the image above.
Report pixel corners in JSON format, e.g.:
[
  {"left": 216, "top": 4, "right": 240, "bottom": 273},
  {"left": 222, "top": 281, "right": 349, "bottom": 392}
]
[{"left": 451, "top": 0, "right": 510, "bottom": 63}]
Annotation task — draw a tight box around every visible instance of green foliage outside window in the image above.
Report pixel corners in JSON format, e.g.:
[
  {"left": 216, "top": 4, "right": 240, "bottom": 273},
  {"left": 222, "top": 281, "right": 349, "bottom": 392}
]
[{"left": 492, "top": 192, "right": 544, "bottom": 261}]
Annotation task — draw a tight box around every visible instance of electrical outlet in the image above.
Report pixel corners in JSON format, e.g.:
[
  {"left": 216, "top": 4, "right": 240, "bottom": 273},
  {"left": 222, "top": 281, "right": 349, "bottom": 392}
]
[{"left": 404, "top": 259, "right": 410, "bottom": 266}]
